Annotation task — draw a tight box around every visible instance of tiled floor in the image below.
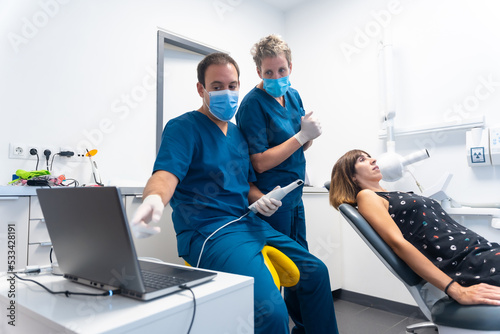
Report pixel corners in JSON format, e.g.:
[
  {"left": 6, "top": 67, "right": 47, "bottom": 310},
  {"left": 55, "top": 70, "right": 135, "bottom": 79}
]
[
  {"left": 333, "top": 299, "right": 437, "bottom": 334},
  {"left": 289, "top": 299, "right": 439, "bottom": 334}
]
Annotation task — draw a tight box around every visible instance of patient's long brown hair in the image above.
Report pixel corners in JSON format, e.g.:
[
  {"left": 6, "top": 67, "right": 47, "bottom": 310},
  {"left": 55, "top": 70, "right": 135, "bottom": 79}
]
[{"left": 329, "top": 149, "right": 370, "bottom": 210}]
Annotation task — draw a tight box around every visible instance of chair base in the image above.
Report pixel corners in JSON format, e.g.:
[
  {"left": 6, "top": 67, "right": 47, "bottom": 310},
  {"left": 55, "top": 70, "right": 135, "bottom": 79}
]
[{"left": 406, "top": 321, "right": 437, "bottom": 333}]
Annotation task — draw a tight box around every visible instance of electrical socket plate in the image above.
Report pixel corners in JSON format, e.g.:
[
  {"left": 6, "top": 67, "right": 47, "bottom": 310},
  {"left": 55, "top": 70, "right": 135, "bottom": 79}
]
[
  {"left": 8, "top": 143, "right": 51, "bottom": 160},
  {"left": 59, "top": 147, "right": 87, "bottom": 163},
  {"left": 9, "top": 143, "right": 28, "bottom": 159},
  {"left": 8, "top": 143, "right": 85, "bottom": 162}
]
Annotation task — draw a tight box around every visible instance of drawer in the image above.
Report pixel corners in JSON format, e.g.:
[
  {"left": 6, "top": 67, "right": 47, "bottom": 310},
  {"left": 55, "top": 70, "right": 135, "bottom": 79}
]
[
  {"left": 30, "top": 196, "right": 44, "bottom": 219},
  {"left": 0, "top": 196, "right": 29, "bottom": 272},
  {"left": 29, "top": 218, "right": 51, "bottom": 243},
  {"left": 28, "top": 243, "right": 53, "bottom": 267}
]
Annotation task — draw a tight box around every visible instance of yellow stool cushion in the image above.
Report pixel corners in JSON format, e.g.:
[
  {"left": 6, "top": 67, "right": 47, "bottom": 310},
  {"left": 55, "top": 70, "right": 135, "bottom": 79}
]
[
  {"left": 262, "top": 245, "right": 300, "bottom": 289},
  {"left": 185, "top": 245, "right": 300, "bottom": 290}
]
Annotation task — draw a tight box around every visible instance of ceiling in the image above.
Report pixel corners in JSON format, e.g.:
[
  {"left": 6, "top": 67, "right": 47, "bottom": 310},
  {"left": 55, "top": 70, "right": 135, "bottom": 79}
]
[{"left": 260, "top": 0, "right": 309, "bottom": 12}]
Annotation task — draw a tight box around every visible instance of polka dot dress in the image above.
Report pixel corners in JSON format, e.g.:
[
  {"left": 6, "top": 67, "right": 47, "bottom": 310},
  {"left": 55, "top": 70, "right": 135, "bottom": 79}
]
[{"left": 376, "top": 191, "right": 500, "bottom": 286}]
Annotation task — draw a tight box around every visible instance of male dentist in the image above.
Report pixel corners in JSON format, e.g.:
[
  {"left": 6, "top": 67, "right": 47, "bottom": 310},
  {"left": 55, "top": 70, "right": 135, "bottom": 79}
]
[{"left": 132, "top": 52, "right": 338, "bottom": 334}]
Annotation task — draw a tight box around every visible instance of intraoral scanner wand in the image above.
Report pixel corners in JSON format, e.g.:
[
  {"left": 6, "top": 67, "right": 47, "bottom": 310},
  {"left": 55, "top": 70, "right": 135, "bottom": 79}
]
[{"left": 249, "top": 179, "right": 304, "bottom": 213}]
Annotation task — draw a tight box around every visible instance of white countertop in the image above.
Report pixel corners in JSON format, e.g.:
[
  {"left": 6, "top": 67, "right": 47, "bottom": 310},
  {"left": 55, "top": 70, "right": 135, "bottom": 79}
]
[
  {"left": 303, "top": 186, "right": 328, "bottom": 193},
  {"left": 0, "top": 186, "right": 144, "bottom": 197},
  {"left": 0, "top": 185, "right": 327, "bottom": 196},
  {"left": 0, "top": 269, "right": 253, "bottom": 334}
]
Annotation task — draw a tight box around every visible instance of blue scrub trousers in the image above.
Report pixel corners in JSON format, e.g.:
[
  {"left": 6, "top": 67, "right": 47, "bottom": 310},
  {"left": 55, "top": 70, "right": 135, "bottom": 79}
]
[
  {"left": 184, "top": 225, "right": 339, "bottom": 334},
  {"left": 259, "top": 200, "right": 308, "bottom": 250},
  {"left": 260, "top": 200, "right": 316, "bottom": 333}
]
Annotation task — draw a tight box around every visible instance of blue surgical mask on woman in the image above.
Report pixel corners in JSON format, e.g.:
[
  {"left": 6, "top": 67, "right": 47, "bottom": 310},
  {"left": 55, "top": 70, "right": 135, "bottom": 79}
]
[
  {"left": 204, "top": 88, "right": 239, "bottom": 121},
  {"left": 263, "top": 76, "right": 291, "bottom": 98}
]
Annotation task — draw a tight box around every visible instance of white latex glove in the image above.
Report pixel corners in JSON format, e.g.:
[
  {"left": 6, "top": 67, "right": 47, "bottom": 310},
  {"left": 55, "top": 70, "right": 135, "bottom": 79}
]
[
  {"left": 130, "top": 194, "right": 164, "bottom": 238},
  {"left": 293, "top": 111, "right": 322, "bottom": 146},
  {"left": 252, "top": 196, "right": 282, "bottom": 217}
]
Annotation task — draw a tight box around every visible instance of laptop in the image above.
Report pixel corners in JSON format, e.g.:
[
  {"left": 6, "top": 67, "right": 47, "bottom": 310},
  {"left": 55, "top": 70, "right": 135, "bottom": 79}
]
[{"left": 36, "top": 186, "right": 216, "bottom": 301}]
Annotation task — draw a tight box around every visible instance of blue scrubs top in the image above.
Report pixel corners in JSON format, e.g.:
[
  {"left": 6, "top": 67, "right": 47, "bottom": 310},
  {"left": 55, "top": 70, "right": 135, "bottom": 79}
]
[
  {"left": 236, "top": 87, "right": 306, "bottom": 210},
  {"left": 153, "top": 111, "right": 259, "bottom": 256}
]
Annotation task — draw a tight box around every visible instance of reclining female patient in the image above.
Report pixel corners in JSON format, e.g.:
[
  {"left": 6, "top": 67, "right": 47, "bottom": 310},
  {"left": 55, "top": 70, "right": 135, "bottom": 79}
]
[{"left": 329, "top": 149, "right": 500, "bottom": 306}]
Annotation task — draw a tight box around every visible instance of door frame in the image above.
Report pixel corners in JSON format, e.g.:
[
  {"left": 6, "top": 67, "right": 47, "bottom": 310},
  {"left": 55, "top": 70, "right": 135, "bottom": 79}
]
[{"left": 156, "top": 31, "right": 222, "bottom": 153}]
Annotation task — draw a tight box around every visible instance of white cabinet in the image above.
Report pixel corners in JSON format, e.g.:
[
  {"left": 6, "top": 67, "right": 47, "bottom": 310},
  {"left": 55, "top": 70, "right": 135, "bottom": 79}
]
[
  {"left": 303, "top": 189, "right": 342, "bottom": 291},
  {"left": 0, "top": 194, "right": 53, "bottom": 272},
  {"left": 124, "top": 194, "right": 184, "bottom": 265},
  {"left": 0, "top": 196, "right": 29, "bottom": 272},
  {"left": 27, "top": 196, "right": 52, "bottom": 267}
]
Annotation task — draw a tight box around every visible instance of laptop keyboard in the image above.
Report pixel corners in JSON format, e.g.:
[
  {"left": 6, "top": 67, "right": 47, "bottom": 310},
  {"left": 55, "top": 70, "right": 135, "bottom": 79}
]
[{"left": 141, "top": 270, "right": 188, "bottom": 290}]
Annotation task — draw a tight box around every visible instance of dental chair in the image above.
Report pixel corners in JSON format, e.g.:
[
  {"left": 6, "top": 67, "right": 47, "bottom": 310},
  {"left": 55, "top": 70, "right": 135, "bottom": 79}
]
[{"left": 339, "top": 203, "right": 500, "bottom": 334}]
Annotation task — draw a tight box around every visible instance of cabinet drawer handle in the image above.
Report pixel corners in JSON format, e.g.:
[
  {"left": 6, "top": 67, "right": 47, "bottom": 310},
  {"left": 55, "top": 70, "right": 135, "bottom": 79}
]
[
  {"left": 39, "top": 242, "right": 52, "bottom": 247},
  {"left": 0, "top": 197, "right": 21, "bottom": 200}
]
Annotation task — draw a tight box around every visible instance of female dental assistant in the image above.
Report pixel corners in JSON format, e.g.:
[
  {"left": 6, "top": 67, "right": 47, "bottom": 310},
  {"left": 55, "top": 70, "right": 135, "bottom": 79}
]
[{"left": 236, "top": 34, "right": 322, "bottom": 250}]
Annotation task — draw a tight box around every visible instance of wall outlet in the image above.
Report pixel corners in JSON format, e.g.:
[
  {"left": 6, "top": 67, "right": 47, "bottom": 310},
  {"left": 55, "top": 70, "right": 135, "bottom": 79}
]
[
  {"left": 26, "top": 146, "right": 43, "bottom": 160},
  {"left": 59, "top": 147, "right": 87, "bottom": 163},
  {"left": 40, "top": 146, "right": 58, "bottom": 163},
  {"left": 9, "top": 143, "right": 28, "bottom": 159}
]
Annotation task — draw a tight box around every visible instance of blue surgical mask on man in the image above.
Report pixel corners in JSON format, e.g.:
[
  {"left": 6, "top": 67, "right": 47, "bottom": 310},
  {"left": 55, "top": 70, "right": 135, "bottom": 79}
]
[
  {"left": 204, "top": 88, "right": 239, "bottom": 121},
  {"left": 263, "top": 76, "right": 291, "bottom": 98}
]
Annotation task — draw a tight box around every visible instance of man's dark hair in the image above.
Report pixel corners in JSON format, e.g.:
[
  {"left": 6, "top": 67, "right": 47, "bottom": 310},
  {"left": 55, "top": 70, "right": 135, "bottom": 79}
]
[{"left": 197, "top": 52, "right": 240, "bottom": 87}]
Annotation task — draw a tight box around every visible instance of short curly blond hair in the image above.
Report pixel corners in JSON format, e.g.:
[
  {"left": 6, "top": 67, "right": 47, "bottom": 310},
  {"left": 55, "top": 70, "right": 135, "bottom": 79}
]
[{"left": 251, "top": 34, "right": 292, "bottom": 70}]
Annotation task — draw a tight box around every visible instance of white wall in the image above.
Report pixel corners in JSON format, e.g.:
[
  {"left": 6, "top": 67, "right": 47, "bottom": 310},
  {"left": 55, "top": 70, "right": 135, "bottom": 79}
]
[
  {"left": 286, "top": 0, "right": 500, "bottom": 304},
  {"left": 0, "top": 0, "right": 285, "bottom": 186},
  {"left": 287, "top": 0, "right": 500, "bottom": 198}
]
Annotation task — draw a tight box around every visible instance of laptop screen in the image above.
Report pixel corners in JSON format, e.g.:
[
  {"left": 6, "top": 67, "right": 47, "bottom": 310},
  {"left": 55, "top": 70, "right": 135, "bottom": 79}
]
[{"left": 37, "top": 187, "right": 146, "bottom": 292}]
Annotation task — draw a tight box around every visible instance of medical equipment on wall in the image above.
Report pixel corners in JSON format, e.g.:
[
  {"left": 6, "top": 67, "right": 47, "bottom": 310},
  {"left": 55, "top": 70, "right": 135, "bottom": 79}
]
[
  {"left": 377, "top": 32, "right": 430, "bottom": 182},
  {"left": 377, "top": 146, "right": 429, "bottom": 182},
  {"left": 491, "top": 126, "right": 500, "bottom": 164},
  {"left": 466, "top": 126, "right": 500, "bottom": 166}
]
